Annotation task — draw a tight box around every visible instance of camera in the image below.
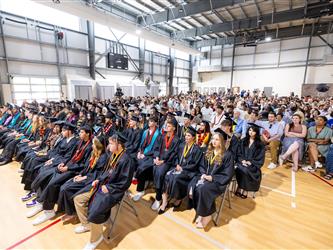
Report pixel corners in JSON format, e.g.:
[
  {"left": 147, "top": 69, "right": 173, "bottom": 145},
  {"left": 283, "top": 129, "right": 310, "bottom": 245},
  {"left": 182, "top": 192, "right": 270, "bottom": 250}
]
[{"left": 115, "top": 87, "right": 124, "bottom": 97}]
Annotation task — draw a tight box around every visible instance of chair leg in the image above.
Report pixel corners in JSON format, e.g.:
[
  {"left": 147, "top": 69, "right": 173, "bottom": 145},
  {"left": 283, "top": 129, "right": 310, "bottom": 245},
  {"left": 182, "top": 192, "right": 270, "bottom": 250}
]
[
  {"left": 227, "top": 189, "right": 232, "bottom": 209},
  {"left": 213, "top": 187, "right": 228, "bottom": 226},
  {"left": 107, "top": 201, "right": 123, "bottom": 240},
  {"left": 123, "top": 198, "right": 139, "bottom": 217}
]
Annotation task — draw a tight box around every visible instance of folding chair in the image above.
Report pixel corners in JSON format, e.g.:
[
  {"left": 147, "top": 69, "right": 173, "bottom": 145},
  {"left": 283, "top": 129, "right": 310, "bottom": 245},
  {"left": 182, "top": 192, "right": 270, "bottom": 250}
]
[
  {"left": 213, "top": 183, "right": 231, "bottom": 226},
  {"left": 106, "top": 191, "right": 139, "bottom": 240}
]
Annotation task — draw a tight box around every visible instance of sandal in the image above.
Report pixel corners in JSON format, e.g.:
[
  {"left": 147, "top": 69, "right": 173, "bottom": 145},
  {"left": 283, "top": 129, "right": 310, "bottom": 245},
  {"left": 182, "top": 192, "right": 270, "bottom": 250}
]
[
  {"left": 240, "top": 194, "right": 247, "bottom": 199},
  {"left": 324, "top": 174, "right": 333, "bottom": 180}
]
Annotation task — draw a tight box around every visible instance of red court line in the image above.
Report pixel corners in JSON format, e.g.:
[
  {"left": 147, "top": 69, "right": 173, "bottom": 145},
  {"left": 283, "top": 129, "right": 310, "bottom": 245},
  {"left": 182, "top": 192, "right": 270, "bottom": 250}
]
[
  {"left": 5, "top": 218, "right": 61, "bottom": 250},
  {"left": 309, "top": 172, "right": 333, "bottom": 188}
]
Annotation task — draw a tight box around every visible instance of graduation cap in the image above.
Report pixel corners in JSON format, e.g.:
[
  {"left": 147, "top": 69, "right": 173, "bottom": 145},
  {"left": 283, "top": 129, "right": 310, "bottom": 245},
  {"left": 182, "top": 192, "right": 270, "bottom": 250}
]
[
  {"left": 170, "top": 118, "right": 178, "bottom": 128},
  {"left": 49, "top": 117, "right": 58, "bottom": 123},
  {"left": 247, "top": 122, "right": 263, "bottom": 129},
  {"left": 65, "top": 100, "right": 72, "bottom": 106},
  {"left": 186, "top": 126, "right": 197, "bottom": 136},
  {"left": 115, "top": 132, "right": 128, "bottom": 144},
  {"left": 63, "top": 122, "right": 76, "bottom": 132},
  {"left": 214, "top": 128, "right": 228, "bottom": 140},
  {"left": 167, "top": 112, "right": 176, "bottom": 117},
  {"left": 148, "top": 115, "right": 159, "bottom": 123},
  {"left": 54, "top": 120, "right": 65, "bottom": 126},
  {"left": 161, "top": 106, "right": 168, "bottom": 112},
  {"left": 184, "top": 112, "right": 194, "bottom": 120},
  {"left": 105, "top": 112, "right": 114, "bottom": 119},
  {"left": 225, "top": 117, "right": 237, "bottom": 126},
  {"left": 95, "top": 135, "right": 107, "bottom": 150},
  {"left": 130, "top": 115, "right": 140, "bottom": 122}
]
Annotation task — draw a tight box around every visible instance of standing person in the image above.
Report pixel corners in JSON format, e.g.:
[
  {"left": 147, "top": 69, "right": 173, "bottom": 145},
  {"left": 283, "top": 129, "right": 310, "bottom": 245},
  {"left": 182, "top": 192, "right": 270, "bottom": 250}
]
[
  {"left": 188, "top": 132, "right": 234, "bottom": 228},
  {"left": 74, "top": 133, "right": 135, "bottom": 250},
  {"left": 235, "top": 124, "right": 265, "bottom": 199},
  {"left": 158, "top": 127, "right": 203, "bottom": 214},
  {"left": 279, "top": 114, "right": 307, "bottom": 171}
]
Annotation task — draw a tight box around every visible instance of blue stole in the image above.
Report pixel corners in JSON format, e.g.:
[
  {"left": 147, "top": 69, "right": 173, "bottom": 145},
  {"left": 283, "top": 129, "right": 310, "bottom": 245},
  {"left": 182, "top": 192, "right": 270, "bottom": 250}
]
[
  {"left": 8, "top": 112, "right": 21, "bottom": 128},
  {"left": 140, "top": 128, "right": 160, "bottom": 155}
]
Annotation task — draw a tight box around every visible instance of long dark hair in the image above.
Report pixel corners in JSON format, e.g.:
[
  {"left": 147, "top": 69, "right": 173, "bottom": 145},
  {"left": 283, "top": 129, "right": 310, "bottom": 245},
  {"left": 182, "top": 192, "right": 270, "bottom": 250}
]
[
  {"left": 289, "top": 114, "right": 302, "bottom": 131},
  {"left": 244, "top": 125, "right": 261, "bottom": 147}
]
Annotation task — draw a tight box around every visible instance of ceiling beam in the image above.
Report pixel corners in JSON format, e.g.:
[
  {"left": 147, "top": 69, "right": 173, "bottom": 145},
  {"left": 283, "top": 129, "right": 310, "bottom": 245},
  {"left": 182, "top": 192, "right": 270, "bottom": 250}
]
[
  {"left": 194, "top": 22, "right": 332, "bottom": 47},
  {"left": 139, "top": 0, "right": 245, "bottom": 26},
  {"left": 174, "top": 6, "right": 322, "bottom": 39}
]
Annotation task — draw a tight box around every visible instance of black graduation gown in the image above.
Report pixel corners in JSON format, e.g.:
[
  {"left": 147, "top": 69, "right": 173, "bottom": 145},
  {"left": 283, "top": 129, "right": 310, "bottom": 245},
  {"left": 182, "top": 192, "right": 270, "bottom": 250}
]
[
  {"left": 135, "top": 129, "right": 160, "bottom": 178},
  {"left": 153, "top": 134, "right": 180, "bottom": 190},
  {"left": 87, "top": 152, "right": 135, "bottom": 224},
  {"left": 164, "top": 143, "right": 202, "bottom": 200},
  {"left": 124, "top": 127, "right": 143, "bottom": 158},
  {"left": 235, "top": 139, "right": 265, "bottom": 192},
  {"left": 21, "top": 135, "right": 63, "bottom": 190},
  {"left": 37, "top": 140, "right": 93, "bottom": 210},
  {"left": 188, "top": 151, "right": 234, "bottom": 217},
  {"left": 57, "top": 153, "right": 108, "bottom": 215},
  {"left": 227, "top": 134, "right": 239, "bottom": 155},
  {"left": 31, "top": 137, "right": 79, "bottom": 193}
]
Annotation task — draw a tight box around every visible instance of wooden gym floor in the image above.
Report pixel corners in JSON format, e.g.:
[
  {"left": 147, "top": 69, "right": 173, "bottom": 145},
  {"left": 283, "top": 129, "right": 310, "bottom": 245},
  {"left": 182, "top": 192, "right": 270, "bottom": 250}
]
[{"left": 0, "top": 149, "right": 332, "bottom": 249}]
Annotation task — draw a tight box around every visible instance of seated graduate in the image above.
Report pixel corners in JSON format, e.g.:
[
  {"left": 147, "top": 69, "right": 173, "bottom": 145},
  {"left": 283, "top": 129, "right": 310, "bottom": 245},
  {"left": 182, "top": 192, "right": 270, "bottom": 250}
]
[
  {"left": 158, "top": 126, "right": 203, "bottom": 214},
  {"left": 57, "top": 135, "right": 108, "bottom": 222},
  {"left": 124, "top": 115, "right": 143, "bottom": 159},
  {"left": 132, "top": 115, "right": 160, "bottom": 201},
  {"left": 21, "top": 120, "right": 64, "bottom": 192},
  {"left": 235, "top": 123, "right": 265, "bottom": 199},
  {"left": 15, "top": 115, "right": 49, "bottom": 162},
  {"left": 188, "top": 131, "right": 234, "bottom": 229},
  {"left": 151, "top": 119, "right": 180, "bottom": 211},
  {"left": 196, "top": 120, "right": 211, "bottom": 149},
  {"left": 219, "top": 117, "right": 239, "bottom": 155},
  {"left": 23, "top": 123, "right": 78, "bottom": 217},
  {"left": 0, "top": 112, "right": 39, "bottom": 166},
  {"left": 73, "top": 133, "right": 135, "bottom": 250},
  {"left": 29, "top": 125, "right": 93, "bottom": 225},
  {"left": 179, "top": 112, "right": 194, "bottom": 142}
]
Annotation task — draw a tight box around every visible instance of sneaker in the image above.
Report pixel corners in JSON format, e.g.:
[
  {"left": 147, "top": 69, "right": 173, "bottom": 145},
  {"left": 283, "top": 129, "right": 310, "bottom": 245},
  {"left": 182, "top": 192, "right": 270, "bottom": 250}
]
[
  {"left": 82, "top": 236, "right": 104, "bottom": 250},
  {"left": 302, "top": 165, "right": 315, "bottom": 172},
  {"left": 32, "top": 210, "right": 55, "bottom": 226},
  {"left": 151, "top": 200, "right": 161, "bottom": 211},
  {"left": 132, "top": 191, "right": 145, "bottom": 202},
  {"left": 21, "top": 191, "right": 36, "bottom": 202},
  {"left": 26, "top": 198, "right": 38, "bottom": 208},
  {"left": 74, "top": 224, "right": 90, "bottom": 234},
  {"left": 315, "top": 161, "right": 323, "bottom": 169},
  {"left": 278, "top": 156, "right": 284, "bottom": 166},
  {"left": 26, "top": 203, "right": 43, "bottom": 218},
  {"left": 267, "top": 162, "right": 277, "bottom": 169}
]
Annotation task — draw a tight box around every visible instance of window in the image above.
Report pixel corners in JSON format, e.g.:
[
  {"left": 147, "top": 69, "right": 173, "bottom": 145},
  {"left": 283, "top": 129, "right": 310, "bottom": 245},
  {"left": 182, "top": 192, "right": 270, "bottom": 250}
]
[{"left": 12, "top": 76, "right": 61, "bottom": 105}]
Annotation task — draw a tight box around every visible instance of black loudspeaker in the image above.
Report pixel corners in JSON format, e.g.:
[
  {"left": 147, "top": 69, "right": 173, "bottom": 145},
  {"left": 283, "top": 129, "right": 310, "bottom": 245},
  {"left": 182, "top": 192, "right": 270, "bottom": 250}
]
[
  {"left": 316, "top": 84, "right": 330, "bottom": 92},
  {"left": 107, "top": 53, "right": 128, "bottom": 70}
]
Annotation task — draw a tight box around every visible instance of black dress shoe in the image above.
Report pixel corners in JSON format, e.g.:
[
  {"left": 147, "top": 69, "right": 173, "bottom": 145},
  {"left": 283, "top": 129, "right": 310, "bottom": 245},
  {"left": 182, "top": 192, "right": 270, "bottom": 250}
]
[{"left": 157, "top": 208, "right": 166, "bottom": 214}]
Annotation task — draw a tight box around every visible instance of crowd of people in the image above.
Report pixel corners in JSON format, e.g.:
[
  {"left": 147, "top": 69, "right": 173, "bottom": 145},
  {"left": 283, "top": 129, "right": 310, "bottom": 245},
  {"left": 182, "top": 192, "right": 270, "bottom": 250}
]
[{"left": 0, "top": 90, "right": 332, "bottom": 250}]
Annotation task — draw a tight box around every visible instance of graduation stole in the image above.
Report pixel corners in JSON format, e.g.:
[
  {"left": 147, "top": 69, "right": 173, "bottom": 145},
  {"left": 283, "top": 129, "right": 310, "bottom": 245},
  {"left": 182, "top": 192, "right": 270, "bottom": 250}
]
[
  {"left": 197, "top": 131, "right": 208, "bottom": 146},
  {"left": 182, "top": 126, "right": 188, "bottom": 138},
  {"left": 71, "top": 137, "right": 92, "bottom": 163},
  {"left": 164, "top": 133, "right": 175, "bottom": 151},
  {"left": 141, "top": 127, "right": 156, "bottom": 148},
  {"left": 183, "top": 142, "right": 194, "bottom": 158},
  {"left": 103, "top": 122, "right": 113, "bottom": 134},
  {"left": 108, "top": 149, "right": 125, "bottom": 169}
]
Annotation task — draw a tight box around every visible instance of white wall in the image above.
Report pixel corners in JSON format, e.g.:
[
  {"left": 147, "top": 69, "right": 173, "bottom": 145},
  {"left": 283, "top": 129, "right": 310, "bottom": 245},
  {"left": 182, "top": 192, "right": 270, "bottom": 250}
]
[{"left": 195, "top": 64, "right": 333, "bottom": 96}]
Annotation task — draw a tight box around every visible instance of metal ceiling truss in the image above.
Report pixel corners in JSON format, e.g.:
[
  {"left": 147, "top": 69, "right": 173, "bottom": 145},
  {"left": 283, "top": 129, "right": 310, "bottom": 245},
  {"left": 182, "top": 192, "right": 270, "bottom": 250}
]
[{"left": 194, "top": 21, "right": 333, "bottom": 47}]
